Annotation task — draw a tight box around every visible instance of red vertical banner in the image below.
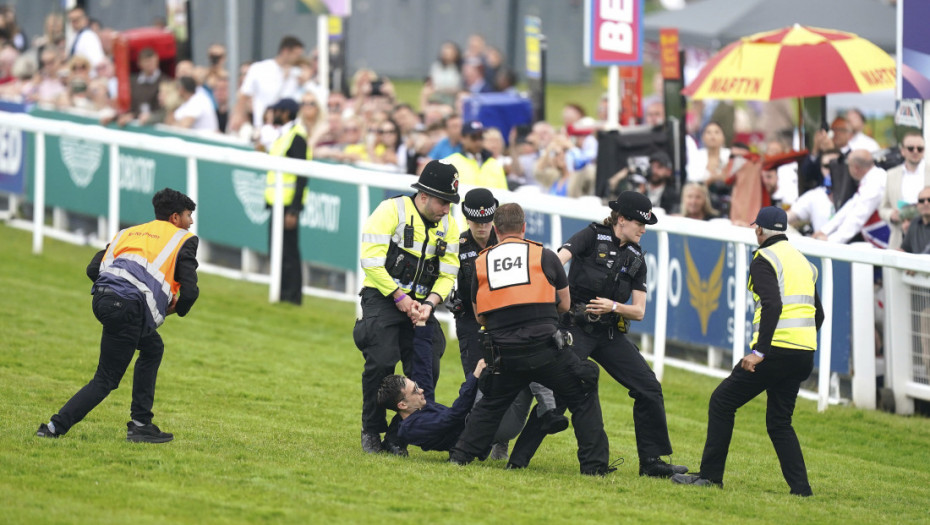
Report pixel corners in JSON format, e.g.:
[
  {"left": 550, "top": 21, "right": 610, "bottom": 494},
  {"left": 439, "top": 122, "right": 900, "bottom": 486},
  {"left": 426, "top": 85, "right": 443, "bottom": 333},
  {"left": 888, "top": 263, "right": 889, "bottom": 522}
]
[
  {"left": 659, "top": 28, "right": 681, "bottom": 80},
  {"left": 584, "top": 0, "right": 644, "bottom": 66},
  {"left": 619, "top": 66, "right": 642, "bottom": 125}
]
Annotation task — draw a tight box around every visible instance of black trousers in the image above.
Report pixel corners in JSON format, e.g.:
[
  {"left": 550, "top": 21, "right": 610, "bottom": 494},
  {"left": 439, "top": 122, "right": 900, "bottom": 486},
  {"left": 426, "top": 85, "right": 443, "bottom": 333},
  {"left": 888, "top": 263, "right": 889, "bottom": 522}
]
[
  {"left": 354, "top": 288, "right": 445, "bottom": 434},
  {"left": 699, "top": 348, "right": 814, "bottom": 494},
  {"left": 269, "top": 213, "right": 303, "bottom": 305},
  {"left": 509, "top": 325, "right": 672, "bottom": 466},
  {"left": 51, "top": 291, "right": 164, "bottom": 435},
  {"left": 455, "top": 317, "right": 482, "bottom": 379},
  {"left": 450, "top": 343, "right": 609, "bottom": 474}
]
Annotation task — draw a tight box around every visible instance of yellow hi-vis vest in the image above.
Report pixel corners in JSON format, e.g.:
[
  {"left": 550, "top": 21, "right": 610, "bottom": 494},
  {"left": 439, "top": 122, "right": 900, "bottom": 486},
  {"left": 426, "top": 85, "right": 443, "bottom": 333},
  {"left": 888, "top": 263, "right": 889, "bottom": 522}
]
[
  {"left": 265, "top": 120, "right": 312, "bottom": 206},
  {"left": 444, "top": 152, "right": 507, "bottom": 190},
  {"left": 749, "top": 240, "right": 819, "bottom": 351},
  {"left": 98, "top": 220, "right": 195, "bottom": 328},
  {"left": 360, "top": 196, "right": 460, "bottom": 300}
]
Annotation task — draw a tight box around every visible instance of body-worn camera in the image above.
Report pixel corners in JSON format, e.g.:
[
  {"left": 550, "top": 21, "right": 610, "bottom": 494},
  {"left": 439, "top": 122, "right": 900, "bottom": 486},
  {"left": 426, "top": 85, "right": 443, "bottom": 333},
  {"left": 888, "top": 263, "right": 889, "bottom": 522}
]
[{"left": 446, "top": 289, "right": 465, "bottom": 318}]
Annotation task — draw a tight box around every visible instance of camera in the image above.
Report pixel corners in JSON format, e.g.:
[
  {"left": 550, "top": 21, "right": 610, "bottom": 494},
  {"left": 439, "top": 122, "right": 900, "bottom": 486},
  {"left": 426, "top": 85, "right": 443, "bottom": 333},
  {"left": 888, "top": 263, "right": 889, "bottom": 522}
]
[
  {"left": 446, "top": 289, "right": 465, "bottom": 318},
  {"left": 370, "top": 79, "right": 384, "bottom": 96}
]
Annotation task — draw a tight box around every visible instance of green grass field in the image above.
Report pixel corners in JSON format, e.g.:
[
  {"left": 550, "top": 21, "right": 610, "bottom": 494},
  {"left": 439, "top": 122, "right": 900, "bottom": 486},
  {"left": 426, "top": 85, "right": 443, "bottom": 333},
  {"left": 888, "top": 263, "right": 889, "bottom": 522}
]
[{"left": 2, "top": 223, "right": 929, "bottom": 524}]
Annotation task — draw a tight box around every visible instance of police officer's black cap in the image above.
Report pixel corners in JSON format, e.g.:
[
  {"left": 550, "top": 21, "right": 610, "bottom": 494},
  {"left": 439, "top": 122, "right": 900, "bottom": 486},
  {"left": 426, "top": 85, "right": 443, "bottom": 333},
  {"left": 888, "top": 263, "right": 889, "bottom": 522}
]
[
  {"left": 462, "top": 188, "right": 498, "bottom": 223},
  {"left": 609, "top": 190, "right": 658, "bottom": 225},
  {"left": 411, "top": 159, "right": 461, "bottom": 204}
]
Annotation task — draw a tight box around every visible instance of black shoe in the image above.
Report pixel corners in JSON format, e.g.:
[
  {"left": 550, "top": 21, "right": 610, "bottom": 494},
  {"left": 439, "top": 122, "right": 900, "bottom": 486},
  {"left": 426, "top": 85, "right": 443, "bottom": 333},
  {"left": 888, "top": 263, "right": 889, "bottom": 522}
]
[
  {"left": 36, "top": 423, "right": 58, "bottom": 439},
  {"left": 489, "top": 442, "right": 509, "bottom": 461},
  {"left": 639, "top": 457, "right": 688, "bottom": 478},
  {"left": 539, "top": 411, "right": 569, "bottom": 435},
  {"left": 126, "top": 421, "right": 173, "bottom": 443},
  {"left": 382, "top": 439, "right": 409, "bottom": 457},
  {"left": 448, "top": 451, "right": 472, "bottom": 466},
  {"left": 671, "top": 473, "right": 722, "bottom": 488},
  {"left": 791, "top": 489, "right": 813, "bottom": 497},
  {"left": 505, "top": 462, "right": 525, "bottom": 470},
  {"left": 361, "top": 430, "right": 383, "bottom": 454}
]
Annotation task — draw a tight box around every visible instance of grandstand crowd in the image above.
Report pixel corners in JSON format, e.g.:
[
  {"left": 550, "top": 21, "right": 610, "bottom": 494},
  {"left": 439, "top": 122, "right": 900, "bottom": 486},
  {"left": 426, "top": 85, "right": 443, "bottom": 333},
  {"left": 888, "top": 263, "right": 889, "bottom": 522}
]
[{"left": 1, "top": 5, "right": 928, "bottom": 256}]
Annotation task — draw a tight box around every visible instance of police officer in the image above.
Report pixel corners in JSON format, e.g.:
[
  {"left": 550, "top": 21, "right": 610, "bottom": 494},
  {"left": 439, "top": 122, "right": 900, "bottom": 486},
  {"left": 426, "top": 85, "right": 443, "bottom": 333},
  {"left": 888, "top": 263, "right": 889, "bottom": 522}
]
[
  {"left": 443, "top": 121, "right": 507, "bottom": 190},
  {"left": 265, "top": 94, "right": 316, "bottom": 305},
  {"left": 37, "top": 188, "right": 199, "bottom": 442},
  {"left": 355, "top": 159, "right": 461, "bottom": 455},
  {"left": 672, "top": 207, "right": 823, "bottom": 496},
  {"left": 448, "top": 203, "right": 611, "bottom": 475},
  {"left": 454, "top": 188, "right": 567, "bottom": 461},
  {"left": 507, "top": 191, "right": 688, "bottom": 477}
]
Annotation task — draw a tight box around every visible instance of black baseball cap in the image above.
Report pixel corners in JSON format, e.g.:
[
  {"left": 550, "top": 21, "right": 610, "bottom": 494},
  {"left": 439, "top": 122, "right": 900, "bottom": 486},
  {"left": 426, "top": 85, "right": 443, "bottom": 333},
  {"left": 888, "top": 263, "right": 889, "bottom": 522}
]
[
  {"left": 649, "top": 150, "right": 672, "bottom": 168},
  {"left": 461, "top": 120, "right": 484, "bottom": 137},
  {"left": 751, "top": 206, "right": 788, "bottom": 231},
  {"left": 462, "top": 188, "right": 498, "bottom": 223},
  {"left": 609, "top": 191, "right": 658, "bottom": 225},
  {"left": 411, "top": 160, "right": 461, "bottom": 204}
]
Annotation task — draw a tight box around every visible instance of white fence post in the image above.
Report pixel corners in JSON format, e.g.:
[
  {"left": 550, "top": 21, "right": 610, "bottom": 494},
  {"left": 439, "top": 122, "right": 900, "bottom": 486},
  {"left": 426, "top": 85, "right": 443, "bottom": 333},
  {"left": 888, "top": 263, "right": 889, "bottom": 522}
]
[
  {"left": 818, "top": 258, "right": 834, "bottom": 412},
  {"left": 186, "top": 156, "right": 199, "bottom": 236},
  {"left": 653, "top": 230, "right": 670, "bottom": 382},
  {"left": 884, "top": 267, "right": 915, "bottom": 415},
  {"left": 851, "top": 258, "right": 876, "bottom": 409},
  {"left": 31, "top": 131, "right": 45, "bottom": 255},
  {"left": 108, "top": 143, "right": 120, "bottom": 240},
  {"left": 268, "top": 171, "right": 284, "bottom": 303}
]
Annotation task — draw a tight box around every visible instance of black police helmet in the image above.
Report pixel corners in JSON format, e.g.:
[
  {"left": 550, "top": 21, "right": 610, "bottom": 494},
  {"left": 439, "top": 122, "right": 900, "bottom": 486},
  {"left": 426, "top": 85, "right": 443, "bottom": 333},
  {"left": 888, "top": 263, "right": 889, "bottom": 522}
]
[
  {"left": 462, "top": 188, "right": 498, "bottom": 223},
  {"left": 609, "top": 191, "right": 658, "bottom": 225},
  {"left": 411, "top": 160, "right": 461, "bottom": 204}
]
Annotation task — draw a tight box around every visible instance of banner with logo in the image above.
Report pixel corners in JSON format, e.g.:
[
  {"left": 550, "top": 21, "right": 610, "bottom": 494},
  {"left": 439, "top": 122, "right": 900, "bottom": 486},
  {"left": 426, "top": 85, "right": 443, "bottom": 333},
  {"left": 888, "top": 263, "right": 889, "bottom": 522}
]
[
  {"left": 0, "top": 100, "right": 28, "bottom": 194},
  {"left": 901, "top": 0, "right": 930, "bottom": 99},
  {"left": 583, "top": 0, "right": 644, "bottom": 67}
]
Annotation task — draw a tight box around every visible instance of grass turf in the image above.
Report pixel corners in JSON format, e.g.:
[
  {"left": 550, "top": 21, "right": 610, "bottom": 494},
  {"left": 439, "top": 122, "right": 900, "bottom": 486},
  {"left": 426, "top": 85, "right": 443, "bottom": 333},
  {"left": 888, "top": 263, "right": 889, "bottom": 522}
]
[{"left": 2, "top": 223, "right": 929, "bottom": 524}]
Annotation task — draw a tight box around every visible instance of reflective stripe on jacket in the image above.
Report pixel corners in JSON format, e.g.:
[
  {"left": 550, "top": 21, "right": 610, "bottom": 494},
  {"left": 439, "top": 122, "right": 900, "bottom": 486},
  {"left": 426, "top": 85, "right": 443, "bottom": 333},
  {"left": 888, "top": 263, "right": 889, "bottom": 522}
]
[
  {"left": 475, "top": 238, "right": 554, "bottom": 316},
  {"left": 749, "top": 240, "right": 819, "bottom": 351},
  {"left": 98, "top": 220, "right": 195, "bottom": 328},
  {"left": 360, "top": 196, "right": 460, "bottom": 299},
  {"left": 444, "top": 152, "right": 507, "bottom": 190},
  {"left": 265, "top": 120, "right": 311, "bottom": 206}
]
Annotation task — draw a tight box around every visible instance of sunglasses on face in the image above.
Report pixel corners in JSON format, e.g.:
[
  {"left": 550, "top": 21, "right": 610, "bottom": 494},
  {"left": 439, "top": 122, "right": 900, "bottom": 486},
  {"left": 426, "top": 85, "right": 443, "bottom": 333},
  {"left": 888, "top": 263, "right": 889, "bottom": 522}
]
[
  {"left": 905, "top": 145, "right": 925, "bottom": 153},
  {"left": 918, "top": 198, "right": 930, "bottom": 204},
  {"left": 302, "top": 101, "right": 318, "bottom": 107},
  {"left": 72, "top": 64, "right": 88, "bottom": 71}
]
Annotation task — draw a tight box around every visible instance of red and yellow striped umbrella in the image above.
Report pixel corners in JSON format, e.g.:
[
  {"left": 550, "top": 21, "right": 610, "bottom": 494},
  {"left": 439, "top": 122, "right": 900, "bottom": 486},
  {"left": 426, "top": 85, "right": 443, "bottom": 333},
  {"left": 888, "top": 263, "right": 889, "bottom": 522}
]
[{"left": 682, "top": 24, "right": 895, "bottom": 100}]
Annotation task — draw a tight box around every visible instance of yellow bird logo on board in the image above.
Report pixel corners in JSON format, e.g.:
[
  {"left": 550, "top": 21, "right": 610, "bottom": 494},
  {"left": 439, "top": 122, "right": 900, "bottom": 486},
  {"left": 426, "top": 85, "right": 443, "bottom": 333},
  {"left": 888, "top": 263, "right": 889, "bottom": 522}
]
[{"left": 684, "top": 241, "right": 725, "bottom": 336}]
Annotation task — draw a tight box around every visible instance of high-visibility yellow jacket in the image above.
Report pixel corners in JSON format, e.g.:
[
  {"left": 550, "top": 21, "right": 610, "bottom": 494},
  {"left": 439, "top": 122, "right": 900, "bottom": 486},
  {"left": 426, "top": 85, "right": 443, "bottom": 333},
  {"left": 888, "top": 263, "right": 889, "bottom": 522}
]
[
  {"left": 749, "top": 240, "right": 819, "bottom": 351},
  {"left": 360, "top": 196, "right": 460, "bottom": 300},
  {"left": 98, "top": 220, "right": 195, "bottom": 328},
  {"left": 444, "top": 152, "right": 507, "bottom": 190},
  {"left": 265, "top": 120, "right": 311, "bottom": 206}
]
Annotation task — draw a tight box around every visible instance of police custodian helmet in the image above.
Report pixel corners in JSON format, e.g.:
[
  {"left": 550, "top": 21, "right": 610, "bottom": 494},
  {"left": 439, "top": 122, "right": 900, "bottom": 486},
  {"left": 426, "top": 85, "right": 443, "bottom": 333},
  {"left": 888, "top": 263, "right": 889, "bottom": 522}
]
[
  {"left": 461, "top": 188, "right": 498, "bottom": 223},
  {"left": 411, "top": 159, "right": 461, "bottom": 204},
  {"left": 609, "top": 190, "right": 658, "bottom": 225}
]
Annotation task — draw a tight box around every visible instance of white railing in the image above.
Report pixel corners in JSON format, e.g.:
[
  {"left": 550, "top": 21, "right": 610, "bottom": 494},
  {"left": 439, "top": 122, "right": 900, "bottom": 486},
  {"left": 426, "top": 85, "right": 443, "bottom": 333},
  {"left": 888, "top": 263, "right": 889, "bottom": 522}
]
[{"left": 4, "top": 111, "right": 930, "bottom": 414}]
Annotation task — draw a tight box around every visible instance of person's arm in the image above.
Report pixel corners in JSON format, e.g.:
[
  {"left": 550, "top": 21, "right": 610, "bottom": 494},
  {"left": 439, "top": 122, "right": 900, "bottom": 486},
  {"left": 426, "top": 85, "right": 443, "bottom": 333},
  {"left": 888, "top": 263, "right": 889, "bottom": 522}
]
[
  {"left": 749, "top": 255, "right": 782, "bottom": 354},
  {"left": 86, "top": 247, "right": 106, "bottom": 282},
  {"left": 826, "top": 170, "right": 886, "bottom": 243},
  {"left": 878, "top": 168, "right": 899, "bottom": 225},
  {"left": 171, "top": 237, "right": 200, "bottom": 316},
  {"left": 284, "top": 134, "right": 309, "bottom": 215},
  {"left": 814, "top": 289, "right": 825, "bottom": 331}
]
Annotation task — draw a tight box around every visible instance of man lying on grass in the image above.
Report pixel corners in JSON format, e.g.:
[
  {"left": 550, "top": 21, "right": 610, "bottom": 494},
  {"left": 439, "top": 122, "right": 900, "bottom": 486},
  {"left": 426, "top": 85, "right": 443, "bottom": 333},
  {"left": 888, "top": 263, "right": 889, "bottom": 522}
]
[{"left": 377, "top": 323, "right": 486, "bottom": 453}]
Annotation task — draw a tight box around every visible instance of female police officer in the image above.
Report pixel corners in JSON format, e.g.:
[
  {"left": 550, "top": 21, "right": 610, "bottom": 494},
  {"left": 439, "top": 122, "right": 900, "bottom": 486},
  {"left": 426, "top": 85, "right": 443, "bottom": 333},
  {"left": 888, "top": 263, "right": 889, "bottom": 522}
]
[{"left": 507, "top": 191, "right": 688, "bottom": 478}]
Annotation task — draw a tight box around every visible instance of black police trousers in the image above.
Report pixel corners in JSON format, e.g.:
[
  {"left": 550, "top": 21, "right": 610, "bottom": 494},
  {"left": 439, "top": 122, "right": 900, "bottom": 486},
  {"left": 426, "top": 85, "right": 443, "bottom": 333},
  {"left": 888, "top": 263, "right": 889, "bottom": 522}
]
[
  {"left": 699, "top": 348, "right": 814, "bottom": 495},
  {"left": 455, "top": 317, "right": 483, "bottom": 378},
  {"left": 449, "top": 342, "right": 610, "bottom": 474},
  {"left": 51, "top": 289, "right": 164, "bottom": 435},
  {"left": 269, "top": 214, "right": 303, "bottom": 305},
  {"left": 354, "top": 287, "right": 445, "bottom": 434},
  {"left": 509, "top": 325, "right": 672, "bottom": 467}
]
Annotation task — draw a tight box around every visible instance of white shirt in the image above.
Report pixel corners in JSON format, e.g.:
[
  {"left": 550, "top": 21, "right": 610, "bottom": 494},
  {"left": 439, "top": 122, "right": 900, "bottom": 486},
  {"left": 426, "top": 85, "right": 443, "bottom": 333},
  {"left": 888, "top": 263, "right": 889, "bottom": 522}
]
[
  {"left": 240, "top": 59, "right": 301, "bottom": 128},
  {"left": 174, "top": 90, "right": 219, "bottom": 132},
  {"left": 686, "top": 147, "right": 730, "bottom": 183},
  {"left": 790, "top": 187, "right": 834, "bottom": 232},
  {"left": 900, "top": 160, "right": 926, "bottom": 206},
  {"left": 821, "top": 165, "right": 887, "bottom": 243},
  {"left": 771, "top": 162, "right": 799, "bottom": 205},
  {"left": 847, "top": 131, "right": 881, "bottom": 154},
  {"left": 68, "top": 28, "right": 105, "bottom": 72}
]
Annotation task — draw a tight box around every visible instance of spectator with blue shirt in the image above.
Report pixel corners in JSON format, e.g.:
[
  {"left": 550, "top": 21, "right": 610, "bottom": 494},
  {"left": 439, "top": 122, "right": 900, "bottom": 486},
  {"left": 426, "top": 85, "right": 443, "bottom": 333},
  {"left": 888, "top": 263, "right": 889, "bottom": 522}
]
[{"left": 427, "top": 113, "right": 463, "bottom": 160}]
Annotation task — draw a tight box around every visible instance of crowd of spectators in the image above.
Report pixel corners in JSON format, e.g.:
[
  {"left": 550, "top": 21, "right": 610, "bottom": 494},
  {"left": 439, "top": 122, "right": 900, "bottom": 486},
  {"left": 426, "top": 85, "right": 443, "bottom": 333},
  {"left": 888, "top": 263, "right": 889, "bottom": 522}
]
[{"left": 2, "top": 7, "right": 927, "bottom": 255}]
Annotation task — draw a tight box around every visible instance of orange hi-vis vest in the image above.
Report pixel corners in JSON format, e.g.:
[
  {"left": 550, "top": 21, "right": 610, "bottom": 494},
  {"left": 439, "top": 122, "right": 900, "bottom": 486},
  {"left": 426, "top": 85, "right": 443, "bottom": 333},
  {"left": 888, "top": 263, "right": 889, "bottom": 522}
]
[
  {"left": 475, "top": 238, "right": 554, "bottom": 316},
  {"left": 98, "top": 220, "right": 195, "bottom": 328}
]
